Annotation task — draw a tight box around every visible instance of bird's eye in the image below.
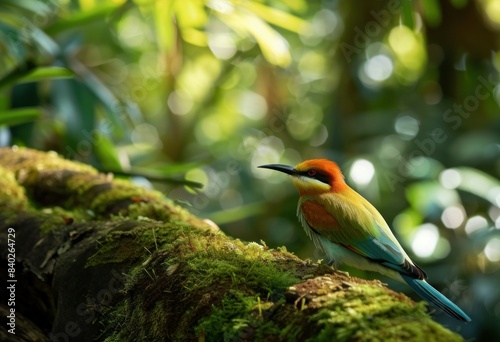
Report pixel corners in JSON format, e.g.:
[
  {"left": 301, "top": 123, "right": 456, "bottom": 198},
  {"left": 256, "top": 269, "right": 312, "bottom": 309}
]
[{"left": 307, "top": 169, "right": 317, "bottom": 177}]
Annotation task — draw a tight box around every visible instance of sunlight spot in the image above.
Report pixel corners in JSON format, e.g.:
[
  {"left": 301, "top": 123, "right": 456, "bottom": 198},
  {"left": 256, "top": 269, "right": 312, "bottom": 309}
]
[
  {"left": 488, "top": 205, "right": 500, "bottom": 222},
  {"left": 312, "top": 9, "right": 340, "bottom": 36},
  {"left": 309, "top": 124, "right": 328, "bottom": 147},
  {"left": 239, "top": 91, "right": 268, "bottom": 120},
  {"left": 196, "top": 118, "right": 221, "bottom": 145},
  {"left": 168, "top": 90, "right": 193, "bottom": 115},
  {"left": 131, "top": 123, "right": 161, "bottom": 147},
  {"left": 465, "top": 215, "right": 489, "bottom": 235},
  {"left": 439, "top": 169, "right": 462, "bottom": 189},
  {"left": 411, "top": 223, "right": 439, "bottom": 258},
  {"left": 389, "top": 26, "right": 418, "bottom": 56},
  {"left": 118, "top": 14, "right": 150, "bottom": 48},
  {"left": 487, "top": 187, "right": 500, "bottom": 207},
  {"left": 252, "top": 146, "right": 282, "bottom": 179},
  {"left": 349, "top": 159, "right": 375, "bottom": 186},
  {"left": 208, "top": 33, "right": 237, "bottom": 60},
  {"left": 441, "top": 206, "right": 466, "bottom": 229},
  {"left": 484, "top": 238, "right": 500, "bottom": 262},
  {"left": 207, "top": 0, "right": 234, "bottom": 13},
  {"left": 434, "top": 237, "right": 451, "bottom": 260},
  {"left": 364, "top": 55, "right": 393, "bottom": 82},
  {"left": 484, "top": 0, "right": 500, "bottom": 24},
  {"left": 394, "top": 115, "right": 419, "bottom": 140}
]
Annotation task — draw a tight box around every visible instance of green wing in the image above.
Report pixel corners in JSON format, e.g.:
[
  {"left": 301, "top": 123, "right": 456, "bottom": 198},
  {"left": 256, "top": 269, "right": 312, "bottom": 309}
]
[{"left": 299, "top": 191, "right": 426, "bottom": 280}]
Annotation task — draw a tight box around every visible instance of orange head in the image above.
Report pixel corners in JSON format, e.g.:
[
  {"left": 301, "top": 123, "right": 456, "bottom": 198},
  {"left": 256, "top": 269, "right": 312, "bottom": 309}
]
[{"left": 258, "top": 159, "right": 347, "bottom": 195}]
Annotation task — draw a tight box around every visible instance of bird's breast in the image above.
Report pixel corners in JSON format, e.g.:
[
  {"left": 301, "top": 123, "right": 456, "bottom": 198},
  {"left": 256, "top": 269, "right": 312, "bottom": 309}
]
[{"left": 300, "top": 199, "right": 340, "bottom": 230}]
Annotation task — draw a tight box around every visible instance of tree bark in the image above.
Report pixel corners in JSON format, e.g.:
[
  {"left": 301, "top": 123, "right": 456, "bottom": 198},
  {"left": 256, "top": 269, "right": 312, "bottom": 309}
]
[{"left": 0, "top": 147, "right": 464, "bottom": 341}]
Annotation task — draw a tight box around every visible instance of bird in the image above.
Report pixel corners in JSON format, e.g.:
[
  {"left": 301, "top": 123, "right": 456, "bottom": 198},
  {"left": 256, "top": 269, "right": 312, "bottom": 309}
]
[{"left": 258, "top": 158, "right": 471, "bottom": 323}]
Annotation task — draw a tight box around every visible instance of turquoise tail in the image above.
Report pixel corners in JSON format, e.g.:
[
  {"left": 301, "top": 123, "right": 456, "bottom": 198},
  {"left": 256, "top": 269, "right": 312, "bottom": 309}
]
[{"left": 401, "top": 275, "right": 471, "bottom": 323}]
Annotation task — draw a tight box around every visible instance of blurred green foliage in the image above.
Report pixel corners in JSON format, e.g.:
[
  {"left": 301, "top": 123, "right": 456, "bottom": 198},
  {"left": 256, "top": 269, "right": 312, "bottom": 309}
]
[{"left": 1, "top": 0, "right": 500, "bottom": 339}]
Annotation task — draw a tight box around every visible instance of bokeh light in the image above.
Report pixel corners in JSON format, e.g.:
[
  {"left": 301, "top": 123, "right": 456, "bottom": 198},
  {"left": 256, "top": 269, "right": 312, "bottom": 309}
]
[
  {"left": 131, "top": 123, "right": 161, "bottom": 147},
  {"left": 439, "top": 169, "right": 462, "bottom": 189},
  {"left": 411, "top": 223, "right": 439, "bottom": 258},
  {"left": 388, "top": 25, "right": 426, "bottom": 82},
  {"left": 238, "top": 91, "right": 268, "bottom": 120},
  {"left": 441, "top": 205, "right": 466, "bottom": 229},
  {"left": 465, "top": 215, "right": 489, "bottom": 235},
  {"left": 349, "top": 159, "right": 375, "bottom": 186},
  {"left": 364, "top": 54, "right": 393, "bottom": 82},
  {"left": 208, "top": 31, "right": 237, "bottom": 60},
  {"left": 484, "top": 237, "right": 500, "bottom": 262},
  {"left": 394, "top": 115, "right": 419, "bottom": 140},
  {"left": 168, "top": 90, "right": 194, "bottom": 116},
  {"left": 483, "top": 0, "right": 500, "bottom": 25}
]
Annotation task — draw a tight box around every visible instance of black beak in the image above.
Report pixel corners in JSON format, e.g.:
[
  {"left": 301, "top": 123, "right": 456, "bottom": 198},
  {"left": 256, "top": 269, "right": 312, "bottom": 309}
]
[{"left": 258, "top": 164, "right": 298, "bottom": 176}]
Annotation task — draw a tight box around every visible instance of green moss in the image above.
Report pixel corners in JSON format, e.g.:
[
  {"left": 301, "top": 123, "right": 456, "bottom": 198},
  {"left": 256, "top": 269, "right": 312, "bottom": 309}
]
[
  {"left": 0, "top": 166, "right": 29, "bottom": 208},
  {"left": 0, "top": 147, "right": 97, "bottom": 175},
  {"left": 1, "top": 147, "right": 213, "bottom": 235},
  {"left": 85, "top": 222, "right": 185, "bottom": 268},
  {"left": 38, "top": 206, "right": 94, "bottom": 232},
  {"left": 309, "top": 284, "right": 463, "bottom": 342},
  {"left": 195, "top": 292, "right": 279, "bottom": 341},
  {"left": 101, "top": 224, "right": 300, "bottom": 341},
  {"left": 88, "top": 180, "right": 151, "bottom": 210},
  {"left": 86, "top": 231, "right": 140, "bottom": 267}
]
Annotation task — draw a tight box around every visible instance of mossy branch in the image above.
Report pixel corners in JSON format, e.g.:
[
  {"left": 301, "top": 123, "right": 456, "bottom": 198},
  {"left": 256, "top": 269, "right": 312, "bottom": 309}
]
[{"left": 0, "top": 147, "right": 464, "bottom": 341}]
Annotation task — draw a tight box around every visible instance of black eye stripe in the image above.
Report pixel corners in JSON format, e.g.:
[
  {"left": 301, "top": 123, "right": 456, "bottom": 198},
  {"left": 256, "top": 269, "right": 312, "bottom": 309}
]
[
  {"left": 299, "top": 169, "right": 331, "bottom": 185},
  {"left": 314, "top": 173, "right": 331, "bottom": 185}
]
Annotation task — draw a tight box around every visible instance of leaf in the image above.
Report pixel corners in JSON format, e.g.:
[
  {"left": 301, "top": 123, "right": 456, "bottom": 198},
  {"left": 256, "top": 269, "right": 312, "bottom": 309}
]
[
  {"left": 0, "top": 107, "right": 42, "bottom": 126},
  {"left": 67, "top": 59, "right": 127, "bottom": 137},
  {"left": 0, "top": 22, "right": 29, "bottom": 63},
  {"left": 93, "top": 134, "right": 123, "bottom": 171},
  {"left": 241, "top": 13, "right": 291, "bottom": 67},
  {"left": 154, "top": 0, "right": 176, "bottom": 53},
  {"left": 406, "top": 181, "right": 461, "bottom": 216},
  {"left": 240, "top": 1, "right": 309, "bottom": 34},
  {"left": 216, "top": 10, "right": 291, "bottom": 67},
  {"left": 454, "top": 167, "right": 500, "bottom": 206},
  {"left": 29, "top": 26, "right": 59, "bottom": 56},
  {"left": 0, "top": 0, "right": 52, "bottom": 17},
  {"left": 449, "top": 0, "right": 468, "bottom": 9},
  {"left": 105, "top": 168, "right": 204, "bottom": 188},
  {"left": 420, "top": 0, "right": 442, "bottom": 27},
  {"left": 49, "top": 77, "right": 99, "bottom": 157},
  {"left": 393, "top": 208, "right": 423, "bottom": 246},
  {"left": 17, "top": 67, "right": 74, "bottom": 84},
  {"left": 143, "top": 161, "right": 207, "bottom": 176},
  {"left": 400, "top": 0, "right": 415, "bottom": 29},
  {"left": 0, "top": 60, "right": 37, "bottom": 90},
  {"left": 207, "top": 202, "right": 267, "bottom": 224},
  {"left": 44, "top": 3, "right": 122, "bottom": 34}
]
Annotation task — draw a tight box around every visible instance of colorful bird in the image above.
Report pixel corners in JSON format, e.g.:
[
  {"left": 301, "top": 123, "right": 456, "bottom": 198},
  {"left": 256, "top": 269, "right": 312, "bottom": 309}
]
[{"left": 259, "top": 159, "right": 471, "bottom": 322}]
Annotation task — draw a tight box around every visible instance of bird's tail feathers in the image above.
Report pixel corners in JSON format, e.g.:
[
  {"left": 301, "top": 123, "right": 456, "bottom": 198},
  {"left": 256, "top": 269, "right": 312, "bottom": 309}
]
[{"left": 401, "top": 275, "right": 471, "bottom": 323}]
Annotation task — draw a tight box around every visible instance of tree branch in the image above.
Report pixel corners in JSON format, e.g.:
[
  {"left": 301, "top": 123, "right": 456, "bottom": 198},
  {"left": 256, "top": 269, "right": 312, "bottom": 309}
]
[{"left": 0, "top": 147, "right": 464, "bottom": 341}]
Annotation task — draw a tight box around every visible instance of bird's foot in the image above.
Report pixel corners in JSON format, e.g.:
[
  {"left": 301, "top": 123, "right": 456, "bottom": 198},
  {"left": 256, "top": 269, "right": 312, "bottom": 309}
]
[{"left": 327, "top": 259, "right": 350, "bottom": 277}]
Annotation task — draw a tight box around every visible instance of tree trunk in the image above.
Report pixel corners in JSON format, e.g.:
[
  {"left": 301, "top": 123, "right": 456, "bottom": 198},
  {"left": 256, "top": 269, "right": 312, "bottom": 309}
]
[{"left": 0, "top": 147, "right": 464, "bottom": 341}]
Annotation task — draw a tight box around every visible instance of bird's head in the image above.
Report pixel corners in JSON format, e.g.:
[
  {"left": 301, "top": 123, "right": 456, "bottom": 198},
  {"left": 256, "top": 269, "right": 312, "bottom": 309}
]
[{"left": 258, "top": 159, "right": 347, "bottom": 195}]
